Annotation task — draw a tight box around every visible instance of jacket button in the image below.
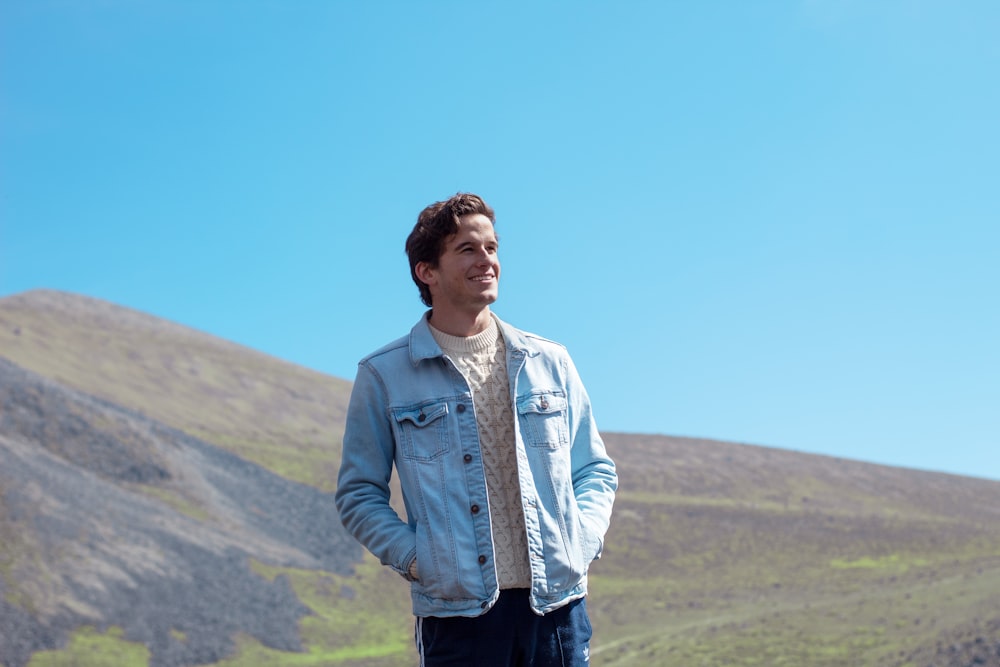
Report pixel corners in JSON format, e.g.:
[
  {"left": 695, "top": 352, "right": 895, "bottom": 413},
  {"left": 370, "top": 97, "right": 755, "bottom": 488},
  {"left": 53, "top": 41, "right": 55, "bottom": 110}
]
[
  {"left": 478, "top": 555, "right": 487, "bottom": 565},
  {"left": 540, "top": 399, "right": 549, "bottom": 410},
  {"left": 463, "top": 454, "right": 473, "bottom": 463},
  {"left": 417, "top": 412, "right": 426, "bottom": 422},
  {"left": 456, "top": 403, "right": 466, "bottom": 413},
  {"left": 471, "top": 504, "right": 480, "bottom": 514}
]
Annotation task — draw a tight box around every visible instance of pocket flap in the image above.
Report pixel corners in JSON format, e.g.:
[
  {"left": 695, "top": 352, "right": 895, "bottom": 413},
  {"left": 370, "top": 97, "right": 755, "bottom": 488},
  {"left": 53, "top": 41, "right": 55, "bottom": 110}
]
[
  {"left": 516, "top": 392, "right": 568, "bottom": 415},
  {"left": 393, "top": 401, "right": 449, "bottom": 427}
]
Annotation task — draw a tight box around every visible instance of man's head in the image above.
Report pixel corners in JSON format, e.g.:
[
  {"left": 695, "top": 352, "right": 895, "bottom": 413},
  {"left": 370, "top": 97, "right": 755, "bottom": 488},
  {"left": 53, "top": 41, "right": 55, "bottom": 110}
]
[{"left": 406, "top": 193, "right": 497, "bottom": 307}]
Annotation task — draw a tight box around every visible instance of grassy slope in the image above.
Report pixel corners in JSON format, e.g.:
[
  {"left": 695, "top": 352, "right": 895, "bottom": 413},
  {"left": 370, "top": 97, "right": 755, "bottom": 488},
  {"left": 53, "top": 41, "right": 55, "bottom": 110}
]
[
  {"left": 4, "top": 290, "right": 1000, "bottom": 666},
  {"left": 0, "top": 290, "right": 350, "bottom": 491},
  {"left": 592, "top": 433, "right": 1000, "bottom": 666}
]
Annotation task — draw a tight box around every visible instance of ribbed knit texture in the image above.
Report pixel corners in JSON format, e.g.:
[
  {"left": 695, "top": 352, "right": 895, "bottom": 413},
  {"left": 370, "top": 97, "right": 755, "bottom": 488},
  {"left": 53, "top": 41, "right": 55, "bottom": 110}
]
[{"left": 429, "top": 317, "right": 532, "bottom": 589}]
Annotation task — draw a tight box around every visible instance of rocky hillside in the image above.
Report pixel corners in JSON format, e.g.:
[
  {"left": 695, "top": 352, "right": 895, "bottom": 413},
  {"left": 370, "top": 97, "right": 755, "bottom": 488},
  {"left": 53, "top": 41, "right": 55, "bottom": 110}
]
[
  {"left": 0, "top": 357, "right": 358, "bottom": 667},
  {"left": 0, "top": 290, "right": 351, "bottom": 492}
]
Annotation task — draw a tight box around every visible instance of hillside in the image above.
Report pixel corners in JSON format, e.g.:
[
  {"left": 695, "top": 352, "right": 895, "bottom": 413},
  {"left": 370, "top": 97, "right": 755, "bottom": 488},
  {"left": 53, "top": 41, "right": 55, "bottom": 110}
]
[
  {"left": 0, "top": 290, "right": 351, "bottom": 491},
  {"left": 0, "top": 357, "right": 356, "bottom": 667},
  {"left": 592, "top": 433, "right": 1000, "bottom": 665},
  {"left": 2, "top": 290, "right": 999, "bottom": 667}
]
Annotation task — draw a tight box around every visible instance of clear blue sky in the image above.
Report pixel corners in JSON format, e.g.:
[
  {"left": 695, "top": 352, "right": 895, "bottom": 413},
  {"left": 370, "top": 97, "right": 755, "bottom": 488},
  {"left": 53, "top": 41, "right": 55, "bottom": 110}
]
[{"left": 2, "top": 2, "right": 998, "bottom": 481}]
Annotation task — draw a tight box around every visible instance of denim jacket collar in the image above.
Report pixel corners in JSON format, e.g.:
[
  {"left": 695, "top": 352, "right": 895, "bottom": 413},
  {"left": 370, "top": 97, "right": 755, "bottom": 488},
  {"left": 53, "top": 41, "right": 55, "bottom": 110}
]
[{"left": 408, "top": 311, "right": 540, "bottom": 366}]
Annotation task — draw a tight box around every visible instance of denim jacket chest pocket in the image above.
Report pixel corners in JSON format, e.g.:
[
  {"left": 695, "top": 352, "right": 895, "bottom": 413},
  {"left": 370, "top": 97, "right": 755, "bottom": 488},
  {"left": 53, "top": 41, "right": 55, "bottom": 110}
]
[
  {"left": 516, "top": 391, "right": 570, "bottom": 448},
  {"left": 391, "top": 401, "right": 451, "bottom": 461}
]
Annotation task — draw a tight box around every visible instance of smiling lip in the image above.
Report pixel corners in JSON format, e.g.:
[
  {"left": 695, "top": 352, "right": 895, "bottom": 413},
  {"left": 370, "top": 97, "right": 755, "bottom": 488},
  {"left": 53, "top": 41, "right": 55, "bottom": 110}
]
[{"left": 470, "top": 275, "right": 495, "bottom": 282}]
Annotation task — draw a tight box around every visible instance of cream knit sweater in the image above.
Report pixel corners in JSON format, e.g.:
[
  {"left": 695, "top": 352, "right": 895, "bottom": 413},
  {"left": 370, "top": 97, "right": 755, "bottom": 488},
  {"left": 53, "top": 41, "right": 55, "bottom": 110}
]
[{"left": 429, "top": 317, "right": 533, "bottom": 589}]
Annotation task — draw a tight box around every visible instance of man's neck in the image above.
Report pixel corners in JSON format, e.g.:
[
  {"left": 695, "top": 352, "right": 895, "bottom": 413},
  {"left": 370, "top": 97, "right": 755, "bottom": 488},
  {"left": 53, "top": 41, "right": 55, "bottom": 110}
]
[{"left": 428, "top": 307, "right": 494, "bottom": 337}]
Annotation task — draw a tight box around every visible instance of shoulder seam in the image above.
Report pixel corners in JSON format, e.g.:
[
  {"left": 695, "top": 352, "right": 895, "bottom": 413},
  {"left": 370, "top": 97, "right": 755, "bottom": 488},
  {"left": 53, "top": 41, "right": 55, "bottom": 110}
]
[{"left": 359, "top": 335, "right": 409, "bottom": 364}]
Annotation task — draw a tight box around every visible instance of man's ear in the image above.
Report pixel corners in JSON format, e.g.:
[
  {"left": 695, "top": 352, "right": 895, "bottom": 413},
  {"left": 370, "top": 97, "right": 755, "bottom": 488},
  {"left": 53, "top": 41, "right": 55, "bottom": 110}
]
[{"left": 414, "top": 261, "right": 437, "bottom": 287}]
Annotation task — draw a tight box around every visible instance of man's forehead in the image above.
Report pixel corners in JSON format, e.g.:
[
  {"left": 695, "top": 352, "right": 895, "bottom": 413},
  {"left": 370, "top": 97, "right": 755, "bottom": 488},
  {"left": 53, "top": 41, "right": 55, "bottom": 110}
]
[{"left": 447, "top": 217, "right": 498, "bottom": 244}]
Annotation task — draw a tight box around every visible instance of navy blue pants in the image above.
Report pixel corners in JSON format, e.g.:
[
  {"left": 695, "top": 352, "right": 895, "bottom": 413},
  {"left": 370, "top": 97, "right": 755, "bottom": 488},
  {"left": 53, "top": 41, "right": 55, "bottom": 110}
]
[{"left": 415, "top": 590, "right": 592, "bottom": 666}]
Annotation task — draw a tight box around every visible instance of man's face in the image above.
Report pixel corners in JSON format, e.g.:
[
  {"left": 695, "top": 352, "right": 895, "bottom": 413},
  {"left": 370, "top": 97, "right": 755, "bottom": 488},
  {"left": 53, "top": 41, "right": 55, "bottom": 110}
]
[{"left": 419, "top": 213, "right": 500, "bottom": 317}]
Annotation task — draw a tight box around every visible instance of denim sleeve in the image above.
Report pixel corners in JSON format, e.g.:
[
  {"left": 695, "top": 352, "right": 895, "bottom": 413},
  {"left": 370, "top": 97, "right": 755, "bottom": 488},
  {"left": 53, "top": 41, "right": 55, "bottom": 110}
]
[
  {"left": 565, "top": 354, "right": 618, "bottom": 562},
  {"left": 335, "top": 361, "right": 417, "bottom": 578}
]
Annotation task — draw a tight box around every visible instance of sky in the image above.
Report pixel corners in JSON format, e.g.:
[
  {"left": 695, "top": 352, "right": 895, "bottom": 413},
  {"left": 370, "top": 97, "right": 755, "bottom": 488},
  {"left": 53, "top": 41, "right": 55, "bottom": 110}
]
[{"left": 2, "top": 1, "right": 998, "bottom": 481}]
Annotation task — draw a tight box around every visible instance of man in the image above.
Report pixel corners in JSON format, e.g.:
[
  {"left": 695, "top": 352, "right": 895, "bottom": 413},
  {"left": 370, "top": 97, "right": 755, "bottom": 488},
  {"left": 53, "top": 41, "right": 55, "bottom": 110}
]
[{"left": 335, "top": 193, "right": 617, "bottom": 666}]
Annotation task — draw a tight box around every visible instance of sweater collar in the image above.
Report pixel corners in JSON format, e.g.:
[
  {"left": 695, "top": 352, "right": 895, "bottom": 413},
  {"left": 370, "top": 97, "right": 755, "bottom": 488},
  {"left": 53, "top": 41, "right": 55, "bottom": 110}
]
[{"left": 409, "top": 311, "right": 537, "bottom": 365}]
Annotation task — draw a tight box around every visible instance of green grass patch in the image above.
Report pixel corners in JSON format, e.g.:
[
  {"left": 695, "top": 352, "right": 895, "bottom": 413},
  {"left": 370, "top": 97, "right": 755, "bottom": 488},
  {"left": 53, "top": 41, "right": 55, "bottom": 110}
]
[
  {"left": 242, "top": 555, "right": 414, "bottom": 666},
  {"left": 27, "top": 626, "right": 150, "bottom": 667},
  {"left": 829, "top": 554, "right": 928, "bottom": 573},
  {"left": 134, "top": 484, "right": 211, "bottom": 521},
  {"left": 190, "top": 431, "right": 338, "bottom": 492}
]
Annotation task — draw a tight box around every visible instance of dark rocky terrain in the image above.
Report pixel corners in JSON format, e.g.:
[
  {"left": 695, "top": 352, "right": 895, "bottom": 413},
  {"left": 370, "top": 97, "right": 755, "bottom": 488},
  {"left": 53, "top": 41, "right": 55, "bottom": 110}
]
[
  {"left": 914, "top": 618, "right": 1000, "bottom": 667},
  {"left": 0, "top": 357, "right": 358, "bottom": 667}
]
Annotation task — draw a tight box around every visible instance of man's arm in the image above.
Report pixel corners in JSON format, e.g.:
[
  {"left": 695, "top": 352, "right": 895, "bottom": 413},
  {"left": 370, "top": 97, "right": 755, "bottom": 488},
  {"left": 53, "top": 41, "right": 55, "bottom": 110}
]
[
  {"left": 335, "top": 361, "right": 418, "bottom": 579},
  {"left": 564, "top": 354, "right": 618, "bottom": 563}
]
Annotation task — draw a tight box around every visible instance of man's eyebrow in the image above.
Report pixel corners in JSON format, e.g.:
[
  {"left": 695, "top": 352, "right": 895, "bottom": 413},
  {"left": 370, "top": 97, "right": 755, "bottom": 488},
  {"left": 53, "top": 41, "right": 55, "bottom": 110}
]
[{"left": 452, "top": 237, "right": 499, "bottom": 250}]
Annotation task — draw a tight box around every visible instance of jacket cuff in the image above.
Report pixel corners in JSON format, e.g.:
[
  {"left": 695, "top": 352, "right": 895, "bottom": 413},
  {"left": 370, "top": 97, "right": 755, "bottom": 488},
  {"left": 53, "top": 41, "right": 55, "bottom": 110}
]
[
  {"left": 395, "top": 546, "right": 418, "bottom": 582},
  {"left": 580, "top": 515, "right": 605, "bottom": 562}
]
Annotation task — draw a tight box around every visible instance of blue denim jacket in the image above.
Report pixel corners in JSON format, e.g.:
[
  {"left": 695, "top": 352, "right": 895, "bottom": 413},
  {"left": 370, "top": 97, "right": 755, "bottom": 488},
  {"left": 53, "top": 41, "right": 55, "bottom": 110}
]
[{"left": 335, "top": 313, "right": 617, "bottom": 618}]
